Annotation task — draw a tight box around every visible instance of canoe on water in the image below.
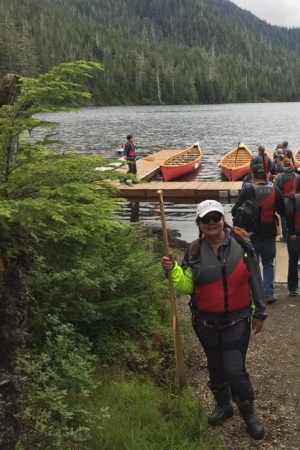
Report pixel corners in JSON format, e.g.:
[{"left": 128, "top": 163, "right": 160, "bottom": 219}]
[
  {"left": 220, "top": 143, "right": 253, "bottom": 181},
  {"left": 160, "top": 142, "right": 202, "bottom": 182}
]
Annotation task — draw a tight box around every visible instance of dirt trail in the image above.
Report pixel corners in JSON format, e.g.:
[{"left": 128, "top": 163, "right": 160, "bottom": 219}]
[{"left": 183, "top": 284, "right": 300, "bottom": 450}]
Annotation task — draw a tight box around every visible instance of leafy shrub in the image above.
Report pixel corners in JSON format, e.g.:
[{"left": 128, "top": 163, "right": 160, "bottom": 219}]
[
  {"left": 26, "top": 222, "right": 174, "bottom": 376},
  {"left": 16, "top": 316, "right": 99, "bottom": 450}
]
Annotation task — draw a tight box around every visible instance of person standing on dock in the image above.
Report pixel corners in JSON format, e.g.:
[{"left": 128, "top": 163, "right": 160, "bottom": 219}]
[
  {"left": 242, "top": 146, "right": 272, "bottom": 189},
  {"left": 274, "top": 158, "right": 296, "bottom": 241},
  {"left": 123, "top": 134, "right": 137, "bottom": 177},
  {"left": 268, "top": 151, "right": 285, "bottom": 182},
  {"left": 250, "top": 145, "right": 272, "bottom": 175},
  {"left": 272, "top": 143, "right": 283, "bottom": 160},
  {"left": 232, "top": 164, "right": 286, "bottom": 304},
  {"left": 161, "top": 200, "right": 266, "bottom": 440},
  {"left": 282, "top": 140, "right": 294, "bottom": 164}
]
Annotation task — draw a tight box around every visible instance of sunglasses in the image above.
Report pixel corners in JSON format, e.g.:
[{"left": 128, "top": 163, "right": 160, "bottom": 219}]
[{"left": 199, "top": 212, "right": 223, "bottom": 224}]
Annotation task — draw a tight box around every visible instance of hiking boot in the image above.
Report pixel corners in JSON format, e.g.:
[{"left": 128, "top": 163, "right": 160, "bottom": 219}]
[
  {"left": 265, "top": 295, "right": 277, "bottom": 304},
  {"left": 237, "top": 402, "right": 265, "bottom": 440},
  {"left": 288, "top": 290, "right": 299, "bottom": 296},
  {"left": 208, "top": 403, "right": 234, "bottom": 426},
  {"left": 208, "top": 382, "right": 233, "bottom": 426}
]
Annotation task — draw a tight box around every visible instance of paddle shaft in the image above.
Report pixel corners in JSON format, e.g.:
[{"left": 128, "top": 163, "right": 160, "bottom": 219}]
[
  {"left": 157, "top": 190, "right": 185, "bottom": 390},
  {"left": 234, "top": 145, "right": 239, "bottom": 165}
]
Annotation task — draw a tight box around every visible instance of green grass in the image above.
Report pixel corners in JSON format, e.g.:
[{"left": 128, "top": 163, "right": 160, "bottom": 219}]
[{"left": 86, "top": 374, "right": 225, "bottom": 450}]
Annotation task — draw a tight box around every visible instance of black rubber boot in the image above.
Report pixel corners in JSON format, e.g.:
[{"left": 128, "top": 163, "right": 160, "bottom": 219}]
[
  {"left": 208, "top": 383, "right": 234, "bottom": 426},
  {"left": 237, "top": 401, "right": 265, "bottom": 440},
  {"left": 208, "top": 403, "right": 234, "bottom": 426}
]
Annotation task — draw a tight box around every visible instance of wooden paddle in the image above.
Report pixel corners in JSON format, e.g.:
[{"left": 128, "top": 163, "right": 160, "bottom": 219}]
[
  {"left": 157, "top": 189, "right": 185, "bottom": 390},
  {"left": 234, "top": 141, "right": 241, "bottom": 165}
]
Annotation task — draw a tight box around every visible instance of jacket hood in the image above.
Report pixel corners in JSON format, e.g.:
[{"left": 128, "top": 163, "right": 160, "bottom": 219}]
[{"left": 281, "top": 166, "right": 295, "bottom": 173}]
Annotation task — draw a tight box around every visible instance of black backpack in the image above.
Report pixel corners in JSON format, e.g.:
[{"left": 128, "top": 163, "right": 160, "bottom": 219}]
[{"left": 233, "top": 198, "right": 260, "bottom": 233}]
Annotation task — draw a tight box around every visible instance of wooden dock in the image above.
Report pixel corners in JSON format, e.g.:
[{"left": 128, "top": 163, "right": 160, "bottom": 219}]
[
  {"left": 115, "top": 150, "right": 242, "bottom": 202},
  {"left": 116, "top": 180, "right": 242, "bottom": 202},
  {"left": 117, "top": 150, "right": 183, "bottom": 181}
]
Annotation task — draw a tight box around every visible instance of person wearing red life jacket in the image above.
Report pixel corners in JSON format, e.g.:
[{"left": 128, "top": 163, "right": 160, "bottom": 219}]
[
  {"left": 123, "top": 134, "right": 137, "bottom": 177},
  {"left": 272, "top": 141, "right": 294, "bottom": 163},
  {"left": 281, "top": 140, "right": 295, "bottom": 164},
  {"left": 161, "top": 200, "right": 266, "bottom": 440},
  {"left": 232, "top": 164, "right": 286, "bottom": 304},
  {"left": 285, "top": 176, "right": 300, "bottom": 296},
  {"left": 274, "top": 158, "right": 296, "bottom": 241},
  {"left": 250, "top": 145, "right": 272, "bottom": 175},
  {"left": 268, "top": 150, "right": 285, "bottom": 182}
]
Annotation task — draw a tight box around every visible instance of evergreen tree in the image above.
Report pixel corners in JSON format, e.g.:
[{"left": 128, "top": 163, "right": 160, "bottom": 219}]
[{"left": 1, "top": 0, "right": 300, "bottom": 104}]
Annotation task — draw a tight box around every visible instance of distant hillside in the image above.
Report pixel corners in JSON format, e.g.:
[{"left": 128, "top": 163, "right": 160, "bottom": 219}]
[{"left": 1, "top": 0, "right": 300, "bottom": 105}]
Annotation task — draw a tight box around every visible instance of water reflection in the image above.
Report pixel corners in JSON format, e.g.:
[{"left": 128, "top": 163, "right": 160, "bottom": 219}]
[{"left": 127, "top": 202, "right": 140, "bottom": 222}]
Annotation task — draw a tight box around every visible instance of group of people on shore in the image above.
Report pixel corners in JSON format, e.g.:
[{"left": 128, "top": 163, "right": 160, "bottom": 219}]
[
  {"left": 160, "top": 139, "right": 300, "bottom": 441},
  {"left": 239, "top": 140, "right": 300, "bottom": 298}
]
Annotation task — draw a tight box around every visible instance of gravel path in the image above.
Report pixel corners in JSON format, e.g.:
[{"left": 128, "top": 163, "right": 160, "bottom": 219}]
[{"left": 181, "top": 284, "right": 300, "bottom": 450}]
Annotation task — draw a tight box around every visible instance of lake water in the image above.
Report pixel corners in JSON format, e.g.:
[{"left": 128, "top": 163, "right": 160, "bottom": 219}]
[{"left": 37, "top": 103, "right": 300, "bottom": 242}]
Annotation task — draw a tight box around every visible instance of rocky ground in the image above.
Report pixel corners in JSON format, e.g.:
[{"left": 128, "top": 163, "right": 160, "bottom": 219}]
[
  {"left": 157, "top": 227, "right": 300, "bottom": 450},
  {"left": 184, "top": 284, "right": 300, "bottom": 450}
]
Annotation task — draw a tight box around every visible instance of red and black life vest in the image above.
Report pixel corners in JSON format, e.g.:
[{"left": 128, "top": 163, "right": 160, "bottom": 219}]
[
  {"left": 193, "top": 238, "right": 251, "bottom": 313},
  {"left": 281, "top": 172, "right": 296, "bottom": 197},
  {"left": 262, "top": 157, "right": 270, "bottom": 174},
  {"left": 253, "top": 184, "right": 275, "bottom": 224},
  {"left": 126, "top": 143, "right": 136, "bottom": 157}
]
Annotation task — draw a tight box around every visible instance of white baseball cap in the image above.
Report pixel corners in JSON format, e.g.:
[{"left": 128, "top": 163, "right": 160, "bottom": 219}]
[{"left": 196, "top": 200, "right": 224, "bottom": 219}]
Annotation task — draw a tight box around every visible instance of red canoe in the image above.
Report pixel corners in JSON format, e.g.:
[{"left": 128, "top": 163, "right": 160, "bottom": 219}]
[
  {"left": 160, "top": 142, "right": 202, "bottom": 182},
  {"left": 220, "top": 143, "right": 253, "bottom": 181}
]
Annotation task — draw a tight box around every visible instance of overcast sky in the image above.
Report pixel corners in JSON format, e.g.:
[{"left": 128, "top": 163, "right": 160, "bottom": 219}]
[{"left": 230, "top": 0, "right": 300, "bottom": 28}]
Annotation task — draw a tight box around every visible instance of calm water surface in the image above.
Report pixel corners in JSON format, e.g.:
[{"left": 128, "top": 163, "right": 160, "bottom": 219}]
[{"left": 37, "top": 103, "right": 300, "bottom": 242}]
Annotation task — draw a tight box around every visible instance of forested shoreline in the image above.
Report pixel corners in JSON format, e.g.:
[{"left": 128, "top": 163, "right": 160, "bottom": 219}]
[{"left": 1, "top": 0, "right": 300, "bottom": 105}]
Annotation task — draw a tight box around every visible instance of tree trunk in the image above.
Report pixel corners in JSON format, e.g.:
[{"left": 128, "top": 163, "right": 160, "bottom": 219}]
[
  {"left": 0, "top": 74, "right": 21, "bottom": 107},
  {"left": 0, "top": 226, "right": 36, "bottom": 449}
]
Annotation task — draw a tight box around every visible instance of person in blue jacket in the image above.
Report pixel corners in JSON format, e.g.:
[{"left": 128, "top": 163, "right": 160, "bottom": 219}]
[{"left": 161, "top": 200, "right": 266, "bottom": 440}]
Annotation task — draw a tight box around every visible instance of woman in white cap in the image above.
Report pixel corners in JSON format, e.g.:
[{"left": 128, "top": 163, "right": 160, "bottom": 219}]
[{"left": 161, "top": 199, "right": 266, "bottom": 440}]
